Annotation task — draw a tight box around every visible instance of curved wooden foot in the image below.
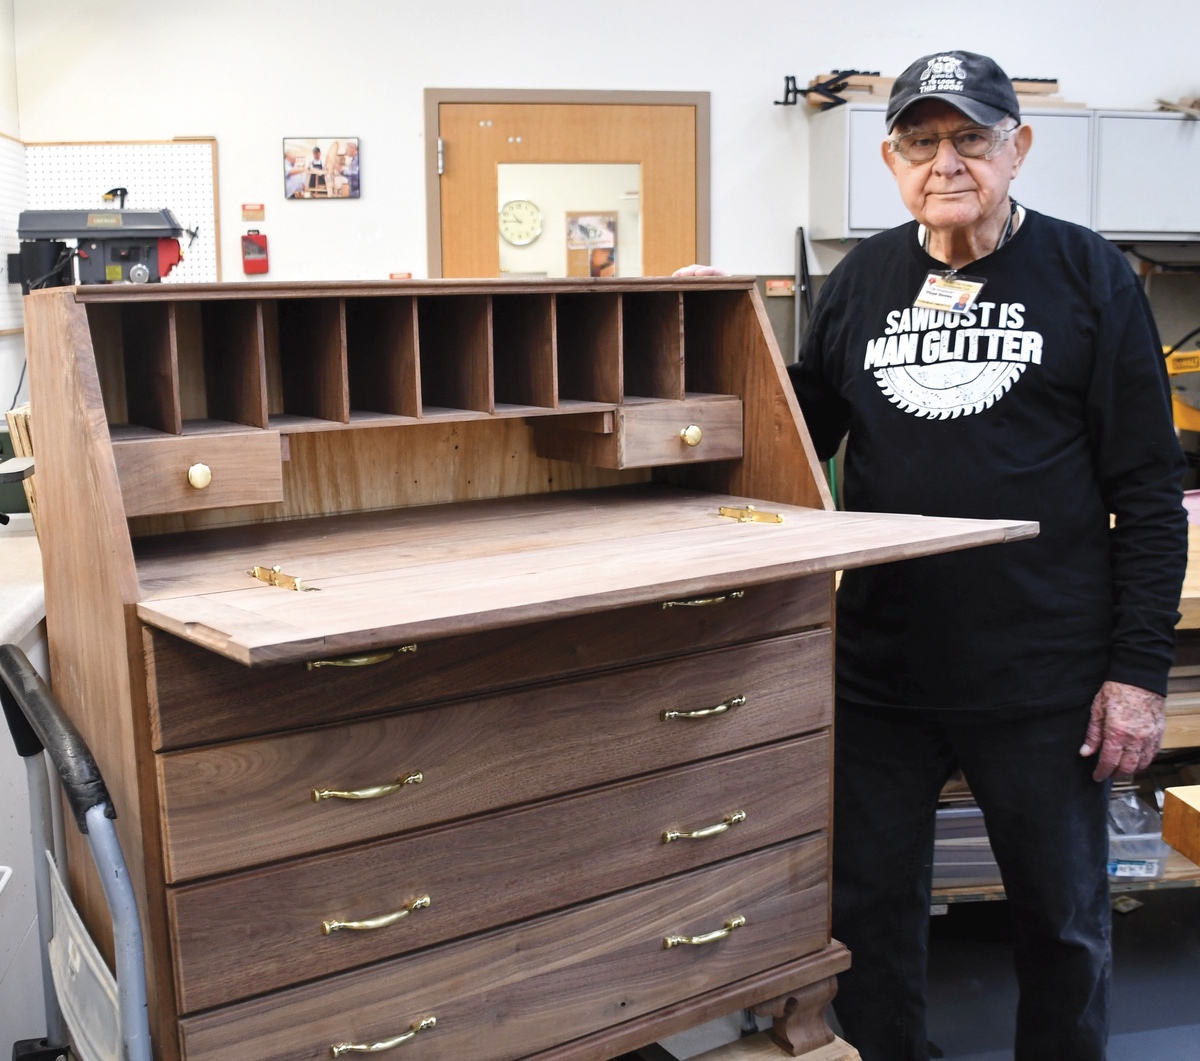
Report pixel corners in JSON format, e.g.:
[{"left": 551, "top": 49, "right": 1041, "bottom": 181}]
[{"left": 752, "top": 975, "right": 839, "bottom": 1057}]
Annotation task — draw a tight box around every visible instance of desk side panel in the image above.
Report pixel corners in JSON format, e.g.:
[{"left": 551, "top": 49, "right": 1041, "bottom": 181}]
[
  {"left": 24, "top": 290, "right": 182, "bottom": 1060},
  {"left": 669, "top": 288, "right": 831, "bottom": 510}
]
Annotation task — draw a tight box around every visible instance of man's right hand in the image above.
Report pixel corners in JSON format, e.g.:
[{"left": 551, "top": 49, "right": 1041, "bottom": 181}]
[{"left": 672, "top": 264, "right": 728, "bottom": 277}]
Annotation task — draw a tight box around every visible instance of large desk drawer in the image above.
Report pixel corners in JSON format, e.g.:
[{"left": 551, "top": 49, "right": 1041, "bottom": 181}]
[
  {"left": 178, "top": 836, "right": 827, "bottom": 1061},
  {"left": 157, "top": 629, "right": 832, "bottom": 881},
  {"left": 145, "top": 574, "right": 831, "bottom": 749},
  {"left": 170, "top": 734, "right": 829, "bottom": 1012}
]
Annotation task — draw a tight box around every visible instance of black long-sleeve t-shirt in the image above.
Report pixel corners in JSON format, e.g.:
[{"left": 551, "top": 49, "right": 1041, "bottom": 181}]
[{"left": 790, "top": 209, "right": 1187, "bottom": 710}]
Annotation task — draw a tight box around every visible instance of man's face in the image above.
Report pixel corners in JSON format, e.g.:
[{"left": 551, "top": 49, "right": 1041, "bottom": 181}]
[{"left": 881, "top": 100, "right": 1032, "bottom": 231}]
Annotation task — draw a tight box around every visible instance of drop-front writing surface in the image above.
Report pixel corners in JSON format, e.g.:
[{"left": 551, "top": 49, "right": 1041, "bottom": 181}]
[{"left": 25, "top": 277, "right": 1036, "bottom": 1060}]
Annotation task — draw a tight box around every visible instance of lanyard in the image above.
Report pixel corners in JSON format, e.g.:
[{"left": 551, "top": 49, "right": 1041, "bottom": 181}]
[{"left": 922, "top": 198, "right": 1019, "bottom": 280}]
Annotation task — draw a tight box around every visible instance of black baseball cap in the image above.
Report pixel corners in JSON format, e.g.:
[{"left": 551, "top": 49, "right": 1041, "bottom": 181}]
[{"left": 886, "top": 51, "right": 1021, "bottom": 132}]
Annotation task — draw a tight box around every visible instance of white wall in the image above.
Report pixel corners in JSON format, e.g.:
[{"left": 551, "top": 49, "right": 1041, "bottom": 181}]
[
  {"left": 11, "top": 0, "right": 1200, "bottom": 282},
  {"left": 0, "top": 0, "right": 21, "bottom": 409},
  {"left": 0, "top": 0, "right": 17, "bottom": 140}
]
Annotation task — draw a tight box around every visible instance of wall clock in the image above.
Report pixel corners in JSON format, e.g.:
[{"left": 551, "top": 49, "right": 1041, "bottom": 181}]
[{"left": 498, "top": 199, "right": 542, "bottom": 245}]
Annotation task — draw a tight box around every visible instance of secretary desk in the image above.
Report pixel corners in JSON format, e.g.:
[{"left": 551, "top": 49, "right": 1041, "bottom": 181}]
[{"left": 24, "top": 277, "right": 1034, "bottom": 1060}]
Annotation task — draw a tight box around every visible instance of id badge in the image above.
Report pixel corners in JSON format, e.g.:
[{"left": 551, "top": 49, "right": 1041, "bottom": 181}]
[{"left": 913, "top": 271, "right": 987, "bottom": 314}]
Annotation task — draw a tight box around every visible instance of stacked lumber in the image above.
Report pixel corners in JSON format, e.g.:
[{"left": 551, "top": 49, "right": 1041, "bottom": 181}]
[
  {"left": 1157, "top": 96, "right": 1200, "bottom": 118},
  {"left": 807, "top": 73, "right": 1083, "bottom": 110},
  {"left": 5, "top": 404, "right": 37, "bottom": 538}
]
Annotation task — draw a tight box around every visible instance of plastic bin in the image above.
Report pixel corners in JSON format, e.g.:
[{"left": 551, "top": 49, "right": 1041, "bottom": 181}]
[{"left": 1107, "top": 792, "right": 1170, "bottom": 880}]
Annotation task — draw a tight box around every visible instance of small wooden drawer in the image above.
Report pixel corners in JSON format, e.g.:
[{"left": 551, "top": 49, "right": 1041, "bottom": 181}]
[
  {"left": 111, "top": 431, "right": 283, "bottom": 517},
  {"left": 177, "top": 835, "right": 828, "bottom": 1061},
  {"left": 533, "top": 394, "right": 743, "bottom": 469},
  {"left": 169, "top": 734, "right": 829, "bottom": 1011},
  {"left": 146, "top": 575, "right": 831, "bottom": 750},
  {"left": 157, "top": 629, "right": 832, "bottom": 881}
]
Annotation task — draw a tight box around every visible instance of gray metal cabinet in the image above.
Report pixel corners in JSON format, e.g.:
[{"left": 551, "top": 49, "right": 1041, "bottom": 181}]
[
  {"left": 1094, "top": 112, "right": 1200, "bottom": 240},
  {"left": 808, "top": 104, "right": 1093, "bottom": 239},
  {"left": 1014, "top": 111, "right": 1092, "bottom": 227},
  {"left": 808, "top": 104, "right": 906, "bottom": 240}
]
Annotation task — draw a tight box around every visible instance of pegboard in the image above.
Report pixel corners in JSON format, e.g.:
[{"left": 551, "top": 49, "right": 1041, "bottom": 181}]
[
  {"left": 0, "top": 134, "right": 29, "bottom": 330},
  {"left": 25, "top": 139, "right": 220, "bottom": 283}
]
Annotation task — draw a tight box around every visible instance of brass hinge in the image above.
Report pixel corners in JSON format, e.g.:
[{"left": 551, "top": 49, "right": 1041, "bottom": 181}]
[
  {"left": 718, "top": 504, "right": 783, "bottom": 524},
  {"left": 248, "top": 565, "right": 319, "bottom": 592}
]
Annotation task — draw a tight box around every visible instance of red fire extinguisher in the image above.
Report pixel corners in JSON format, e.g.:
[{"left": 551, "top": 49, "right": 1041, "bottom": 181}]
[{"left": 242, "top": 231, "right": 268, "bottom": 274}]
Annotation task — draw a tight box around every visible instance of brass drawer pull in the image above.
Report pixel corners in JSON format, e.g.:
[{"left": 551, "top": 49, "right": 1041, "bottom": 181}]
[
  {"left": 662, "top": 694, "right": 746, "bottom": 721},
  {"left": 312, "top": 771, "right": 423, "bottom": 803},
  {"left": 680, "top": 424, "right": 704, "bottom": 447},
  {"left": 661, "top": 590, "right": 744, "bottom": 609},
  {"left": 323, "top": 894, "right": 431, "bottom": 935},
  {"left": 187, "top": 462, "right": 212, "bottom": 489},
  {"left": 331, "top": 1016, "right": 436, "bottom": 1056},
  {"left": 307, "top": 645, "right": 417, "bottom": 671},
  {"left": 664, "top": 915, "right": 746, "bottom": 949},
  {"left": 663, "top": 810, "right": 746, "bottom": 844}
]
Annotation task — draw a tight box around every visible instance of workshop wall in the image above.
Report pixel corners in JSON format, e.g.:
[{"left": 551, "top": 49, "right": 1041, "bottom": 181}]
[
  {"left": 0, "top": 1, "right": 16, "bottom": 142},
  {"left": 11, "top": 0, "right": 1200, "bottom": 282},
  {"left": 0, "top": 1, "right": 20, "bottom": 411}
]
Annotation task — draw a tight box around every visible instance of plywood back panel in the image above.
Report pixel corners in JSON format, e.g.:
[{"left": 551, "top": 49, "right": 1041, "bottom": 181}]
[
  {"left": 556, "top": 292, "right": 622, "bottom": 404},
  {"left": 345, "top": 296, "right": 421, "bottom": 417}
]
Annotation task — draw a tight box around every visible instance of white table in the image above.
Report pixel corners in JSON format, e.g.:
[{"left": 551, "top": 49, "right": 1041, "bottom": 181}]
[{"left": 0, "top": 514, "right": 48, "bottom": 1045}]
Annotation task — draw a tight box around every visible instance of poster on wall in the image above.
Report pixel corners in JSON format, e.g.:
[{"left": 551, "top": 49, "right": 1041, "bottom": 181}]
[
  {"left": 565, "top": 212, "right": 616, "bottom": 277},
  {"left": 284, "top": 138, "right": 360, "bottom": 199}
]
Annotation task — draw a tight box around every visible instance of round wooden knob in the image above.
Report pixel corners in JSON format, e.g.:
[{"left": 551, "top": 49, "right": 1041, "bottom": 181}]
[
  {"left": 680, "top": 425, "right": 703, "bottom": 447},
  {"left": 187, "top": 463, "right": 212, "bottom": 490}
]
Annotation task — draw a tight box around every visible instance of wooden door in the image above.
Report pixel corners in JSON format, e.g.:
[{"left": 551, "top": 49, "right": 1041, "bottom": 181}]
[{"left": 437, "top": 101, "right": 700, "bottom": 278}]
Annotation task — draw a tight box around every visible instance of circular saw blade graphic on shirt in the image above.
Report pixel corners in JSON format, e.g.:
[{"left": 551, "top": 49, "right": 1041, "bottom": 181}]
[{"left": 874, "top": 360, "right": 1026, "bottom": 419}]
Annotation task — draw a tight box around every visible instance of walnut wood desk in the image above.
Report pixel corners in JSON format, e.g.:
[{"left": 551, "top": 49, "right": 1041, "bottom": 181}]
[{"left": 25, "top": 278, "right": 1035, "bottom": 1060}]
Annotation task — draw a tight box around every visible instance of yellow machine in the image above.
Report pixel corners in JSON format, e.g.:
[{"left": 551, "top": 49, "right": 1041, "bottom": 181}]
[{"left": 1166, "top": 347, "right": 1200, "bottom": 432}]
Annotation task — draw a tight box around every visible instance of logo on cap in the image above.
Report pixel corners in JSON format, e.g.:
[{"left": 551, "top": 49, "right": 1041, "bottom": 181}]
[{"left": 919, "top": 55, "right": 967, "bottom": 95}]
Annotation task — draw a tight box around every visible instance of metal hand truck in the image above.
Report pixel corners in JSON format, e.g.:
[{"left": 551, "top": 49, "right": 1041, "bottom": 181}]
[{"left": 1, "top": 644, "right": 151, "bottom": 1061}]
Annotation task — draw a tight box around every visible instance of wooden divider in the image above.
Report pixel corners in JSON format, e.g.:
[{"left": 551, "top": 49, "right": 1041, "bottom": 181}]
[
  {"left": 346, "top": 297, "right": 422, "bottom": 418},
  {"left": 621, "top": 292, "right": 685, "bottom": 400},
  {"left": 492, "top": 294, "right": 557, "bottom": 411},
  {"left": 555, "top": 293, "right": 622, "bottom": 406},
  {"left": 418, "top": 295, "right": 493, "bottom": 415},
  {"left": 122, "top": 302, "right": 182, "bottom": 434},
  {"left": 271, "top": 298, "right": 350, "bottom": 424}
]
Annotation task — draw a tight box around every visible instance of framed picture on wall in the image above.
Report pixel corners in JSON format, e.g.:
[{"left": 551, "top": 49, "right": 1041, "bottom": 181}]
[
  {"left": 565, "top": 212, "right": 617, "bottom": 277},
  {"left": 283, "top": 138, "right": 360, "bottom": 199}
]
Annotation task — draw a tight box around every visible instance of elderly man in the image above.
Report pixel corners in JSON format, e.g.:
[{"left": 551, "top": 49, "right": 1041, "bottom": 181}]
[{"left": 681, "top": 49, "right": 1187, "bottom": 1061}]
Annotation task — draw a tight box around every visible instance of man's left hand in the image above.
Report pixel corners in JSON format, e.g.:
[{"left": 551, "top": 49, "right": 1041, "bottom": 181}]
[{"left": 1079, "top": 680, "right": 1166, "bottom": 781}]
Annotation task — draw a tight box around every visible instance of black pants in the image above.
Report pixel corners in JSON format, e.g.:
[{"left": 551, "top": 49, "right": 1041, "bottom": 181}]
[{"left": 831, "top": 698, "right": 1112, "bottom": 1061}]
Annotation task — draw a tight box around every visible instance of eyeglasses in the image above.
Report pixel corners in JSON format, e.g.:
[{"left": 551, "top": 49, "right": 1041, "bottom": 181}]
[{"left": 889, "top": 125, "right": 1017, "bottom": 163}]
